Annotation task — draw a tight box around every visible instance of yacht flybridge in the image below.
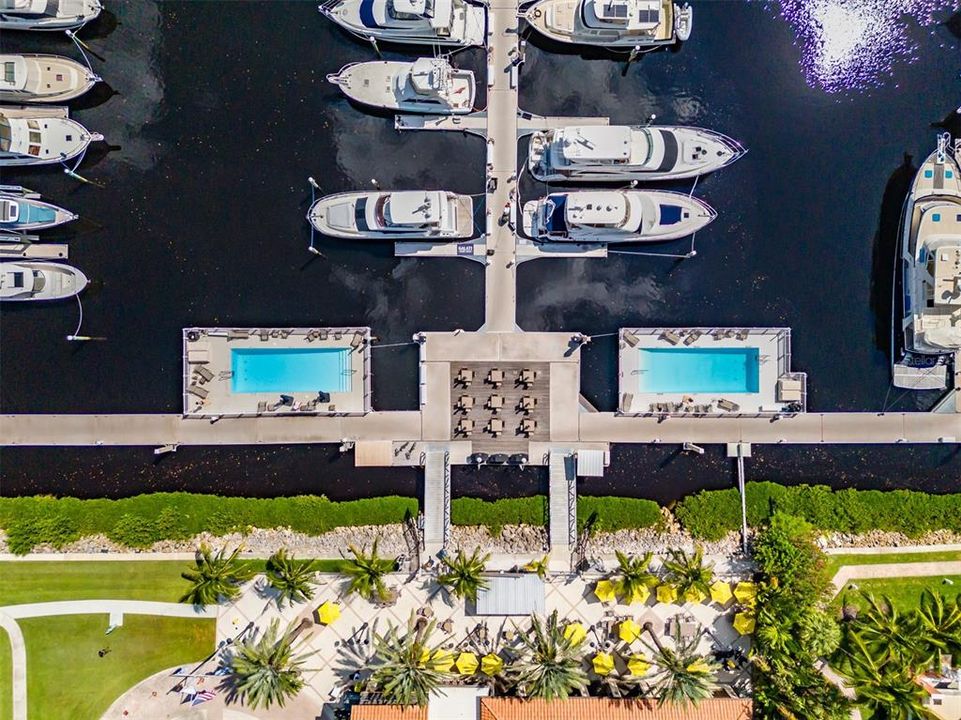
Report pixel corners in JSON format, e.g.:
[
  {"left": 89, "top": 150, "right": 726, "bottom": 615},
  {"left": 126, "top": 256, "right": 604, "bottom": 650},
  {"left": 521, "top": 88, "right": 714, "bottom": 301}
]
[
  {"left": 308, "top": 190, "right": 475, "bottom": 240},
  {"left": 0, "top": 106, "right": 102, "bottom": 167},
  {"left": 522, "top": 189, "right": 714, "bottom": 243},
  {"left": 0, "top": 186, "right": 77, "bottom": 231},
  {"left": 318, "top": 0, "right": 486, "bottom": 47},
  {"left": 0, "top": 261, "right": 87, "bottom": 301},
  {"left": 0, "top": 0, "right": 102, "bottom": 31},
  {"left": 328, "top": 58, "right": 475, "bottom": 115},
  {"left": 895, "top": 135, "right": 961, "bottom": 389},
  {"left": 523, "top": 0, "right": 691, "bottom": 48},
  {"left": 0, "top": 53, "right": 100, "bottom": 103},
  {"left": 528, "top": 125, "right": 745, "bottom": 183}
]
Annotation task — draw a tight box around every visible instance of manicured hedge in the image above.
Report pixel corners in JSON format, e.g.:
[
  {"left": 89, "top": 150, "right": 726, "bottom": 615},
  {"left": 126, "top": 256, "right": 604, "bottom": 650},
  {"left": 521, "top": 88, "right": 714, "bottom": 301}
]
[
  {"left": 450, "top": 496, "right": 662, "bottom": 534},
  {"left": 674, "top": 482, "right": 961, "bottom": 541}
]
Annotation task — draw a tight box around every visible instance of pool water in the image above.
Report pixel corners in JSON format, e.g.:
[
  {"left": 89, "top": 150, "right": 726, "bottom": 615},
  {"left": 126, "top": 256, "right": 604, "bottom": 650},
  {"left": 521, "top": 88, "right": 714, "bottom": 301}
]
[
  {"left": 231, "top": 348, "right": 352, "bottom": 394},
  {"left": 637, "top": 348, "right": 760, "bottom": 394}
]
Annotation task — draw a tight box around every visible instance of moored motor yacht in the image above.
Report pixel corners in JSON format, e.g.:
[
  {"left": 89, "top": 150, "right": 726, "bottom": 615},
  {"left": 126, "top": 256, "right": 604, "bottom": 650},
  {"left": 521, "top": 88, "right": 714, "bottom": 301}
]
[
  {"left": 0, "top": 186, "right": 77, "bottom": 231},
  {"left": 895, "top": 136, "right": 961, "bottom": 390},
  {"left": 328, "top": 58, "right": 475, "bottom": 115},
  {"left": 0, "top": 53, "right": 101, "bottom": 103},
  {"left": 308, "top": 190, "right": 475, "bottom": 240},
  {"left": 523, "top": 0, "right": 691, "bottom": 48},
  {"left": 528, "top": 124, "right": 745, "bottom": 182},
  {"left": 0, "top": 260, "right": 87, "bottom": 300},
  {"left": 0, "top": 0, "right": 102, "bottom": 31},
  {"left": 319, "top": 0, "right": 486, "bottom": 47},
  {"left": 0, "top": 106, "right": 103, "bottom": 167},
  {"left": 522, "top": 189, "right": 715, "bottom": 243}
]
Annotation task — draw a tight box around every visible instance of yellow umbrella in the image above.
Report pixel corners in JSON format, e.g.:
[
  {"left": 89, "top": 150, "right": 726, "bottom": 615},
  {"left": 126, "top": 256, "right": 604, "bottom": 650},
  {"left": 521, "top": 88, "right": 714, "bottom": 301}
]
[
  {"left": 625, "top": 583, "right": 650, "bottom": 605},
  {"left": 710, "top": 580, "right": 733, "bottom": 606},
  {"left": 656, "top": 584, "right": 678, "bottom": 604},
  {"left": 456, "top": 652, "right": 479, "bottom": 675},
  {"left": 418, "top": 647, "right": 431, "bottom": 666},
  {"left": 594, "top": 579, "right": 617, "bottom": 604},
  {"left": 592, "top": 652, "right": 615, "bottom": 676},
  {"left": 618, "top": 618, "right": 643, "bottom": 643},
  {"left": 683, "top": 586, "right": 707, "bottom": 604},
  {"left": 431, "top": 649, "right": 455, "bottom": 672},
  {"left": 687, "top": 658, "right": 713, "bottom": 673},
  {"left": 563, "top": 622, "right": 587, "bottom": 645},
  {"left": 627, "top": 654, "right": 651, "bottom": 676},
  {"left": 316, "top": 601, "right": 341, "bottom": 625},
  {"left": 733, "top": 612, "right": 756, "bottom": 636},
  {"left": 734, "top": 581, "right": 757, "bottom": 606},
  {"left": 481, "top": 653, "right": 504, "bottom": 676}
]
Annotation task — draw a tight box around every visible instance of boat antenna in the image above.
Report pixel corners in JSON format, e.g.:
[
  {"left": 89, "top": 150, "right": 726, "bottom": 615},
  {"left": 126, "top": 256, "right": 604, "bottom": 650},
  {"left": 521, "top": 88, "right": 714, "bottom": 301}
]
[
  {"left": 306, "top": 177, "right": 325, "bottom": 257},
  {"left": 65, "top": 29, "right": 106, "bottom": 64}
]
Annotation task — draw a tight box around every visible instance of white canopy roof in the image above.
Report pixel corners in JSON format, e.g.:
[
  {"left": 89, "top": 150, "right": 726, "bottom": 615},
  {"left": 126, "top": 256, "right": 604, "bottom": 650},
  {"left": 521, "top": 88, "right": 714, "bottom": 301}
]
[
  {"left": 0, "top": 56, "right": 28, "bottom": 91},
  {"left": 567, "top": 191, "right": 629, "bottom": 226},
  {"left": 387, "top": 191, "right": 444, "bottom": 225},
  {"left": 559, "top": 126, "right": 632, "bottom": 164}
]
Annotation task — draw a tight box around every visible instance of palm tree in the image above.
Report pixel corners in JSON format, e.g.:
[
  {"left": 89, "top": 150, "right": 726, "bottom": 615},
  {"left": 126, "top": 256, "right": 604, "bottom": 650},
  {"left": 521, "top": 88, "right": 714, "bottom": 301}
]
[
  {"left": 341, "top": 538, "right": 396, "bottom": 603},
  {"left": 612, "top": 550, "right": 657, "bottom": 601},
  {"left": 180, "top": 543, "right": 254, "bottom": 609},
  {"left": 642, "top": 623, "right": 718, "bottom": 706},
  {"left": 368, "top": 613, "right": 453, "bottom": 706},
  {"left": 224, "top": 619, "right": 312, "bottom": 710},
  {"left": 437, "top": 547, "right": 491, "bottom": 602},
  {"left": 841, "top": 632, "right": 937, "bottom": 720},
  {"left": 852, "top": 593, "right": 924, "bottom": 670},
  {"left": 915, "top": 590, "right": 961, "bottom": 665},
  {"left": 511, "top": 610, "right": 589, "bottom": 700},
  {"left": 265, "top": 548, "right": 318, "bottom": 608},
  {"left": 522, "top": 555, "right": 550, "bottom": 580},
  {"left": 662, "top": 546, "right": 713, "bottom": 601}
]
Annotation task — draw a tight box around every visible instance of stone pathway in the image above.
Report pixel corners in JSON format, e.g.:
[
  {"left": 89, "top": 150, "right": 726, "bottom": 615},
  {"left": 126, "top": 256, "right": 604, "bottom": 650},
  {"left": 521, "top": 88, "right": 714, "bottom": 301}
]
[{"left": 830, "top": 561, "right": 961, "bottom": 596}]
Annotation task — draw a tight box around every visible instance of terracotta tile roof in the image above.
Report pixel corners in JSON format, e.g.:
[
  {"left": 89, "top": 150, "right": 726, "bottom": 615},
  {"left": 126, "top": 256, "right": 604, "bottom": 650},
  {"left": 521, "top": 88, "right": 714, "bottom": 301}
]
[
  {"left": 352, "top": 705, "right": 428, "bottom": 720},
  {"left": 479, "top": 698, "right": 754, "bottom": 720}
]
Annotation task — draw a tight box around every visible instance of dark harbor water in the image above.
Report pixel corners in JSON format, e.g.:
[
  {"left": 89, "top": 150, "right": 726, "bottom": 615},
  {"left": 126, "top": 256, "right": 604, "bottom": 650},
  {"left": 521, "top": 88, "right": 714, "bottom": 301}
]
[{"left": 1, "top": 0, "right": 960, "bottom": 502}]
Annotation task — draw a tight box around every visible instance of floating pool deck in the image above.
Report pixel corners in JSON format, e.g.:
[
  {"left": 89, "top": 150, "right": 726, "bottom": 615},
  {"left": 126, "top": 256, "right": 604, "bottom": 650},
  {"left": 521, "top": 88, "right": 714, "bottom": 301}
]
[
  {"left": 182, "top": 327, "right": 371, "bottom": 417},
  {"left": 618, "top": 328, "right": 807, "bottom": 416}
]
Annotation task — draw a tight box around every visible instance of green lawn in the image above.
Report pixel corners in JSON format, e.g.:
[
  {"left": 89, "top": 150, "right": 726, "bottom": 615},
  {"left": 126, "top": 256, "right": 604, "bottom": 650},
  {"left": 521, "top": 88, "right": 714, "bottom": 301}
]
[
  {"left": 20, "top": 614, "right": 214, "bottom": 720},
  {"left": 825, "top": 549, "right": 961, "bottom": 579},
  {"left": 0, "top": 627, "right": 12, "bottom": 720},
  {"left": 834, "top": 575, "right": 961, "bottom": 611},
  {"left": 0, "top": 558, "right": 347, "bottom": 606}
]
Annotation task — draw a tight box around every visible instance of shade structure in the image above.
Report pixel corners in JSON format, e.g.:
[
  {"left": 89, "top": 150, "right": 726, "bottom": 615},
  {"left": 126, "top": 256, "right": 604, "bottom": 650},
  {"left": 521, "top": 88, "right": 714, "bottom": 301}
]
[
  {"left": 431, "top": 649, "right": 455, "bottom": 672},
  {"left": 734, "top": 581, "right": 757, "bottom": 605},
  {"left": 481, "top": 653, "right": 504, "bottom": 676},
  {"left": 564, "top": 622, "right": 587, "bottom": 645},
  {"left": 316, "top": 601, "right": 341, "bottom": 625},
  {"left": 733, "top": 612, "right": 756, "bottom": 635},
  {"left": 683, "top": 586, "right": 708, "bottom": 604},
  {"left": 592, "top": 652, "right": 615, "bottom": 676},
  {"left": 710, "top": 580, "right": 733, "bottom": 606},
  {"left": 594, "top": 579, "right": 617, "bottom": 604},
  {"left": 456, "top": 652, "right": 479, "bottom": 675},
  {"left": 656, "top": 584, "right": 678, "bottom": 604},
  {"left": 618, "top": 618, "right": 642, "bottom": 643},
  {"left": 624, "top": 583, "right": 651, "bottom": 605},
  {"left": 627, "top": 654, "right": 651, "bottom": 676}
]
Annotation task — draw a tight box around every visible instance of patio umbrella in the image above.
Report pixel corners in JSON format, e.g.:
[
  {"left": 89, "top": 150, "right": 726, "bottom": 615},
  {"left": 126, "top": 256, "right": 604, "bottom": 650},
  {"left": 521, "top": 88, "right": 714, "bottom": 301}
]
[
  {"left": 683, "top": 586, "right": 707, "bottom": 604},
  {"left": 710, "top": 580, "right": 733, "bottom": 606},
  {"left": 618, "top": 618, "right": 642, "bottom": 643},
  {"left": 418, "top": 647, "right": 431, "bottom": 666},
  {"left": 734, "top": 582, "right": 757, "bottom": 606},
  {"left": 594, "top": 579, "right": 617, "bottom": 604},
  {"left": 627, "top": 654, "right": 651, "bottom": 676},
  {"left": 316, "top": 601, "right": 341, "bottom": 625},
  {"left": 481, "top": 653, "right": 504, "bottom": 676},
  {"left": 656, "top": 584, "right": 678, "bottom": 604},
  {"left": 624, "top": 583, "right": 650, "bottom": 605},
  {"left": 733, "top": 612, "right": 756, "bottom": 635},
  {"left": 592, "top": 652, "right": 615, "bottom": 676},
  {"left": 563, "top": 622, "right": 587, "bottom": 645},
  {"left": 431, "top": 649, "right": 455, "bottom": 672},
  {"left": 456, "top": 652, "right": 479, "bottom": 675}
]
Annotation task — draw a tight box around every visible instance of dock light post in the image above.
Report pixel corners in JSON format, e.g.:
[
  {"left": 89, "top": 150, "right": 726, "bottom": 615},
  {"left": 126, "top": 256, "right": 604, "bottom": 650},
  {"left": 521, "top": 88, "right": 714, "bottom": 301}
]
[
  {"left": 371, "top": 178, "right": 380, "bottom": 189},
  {"left": 644, "top": 114, "right": 657, "bottom": 126}
]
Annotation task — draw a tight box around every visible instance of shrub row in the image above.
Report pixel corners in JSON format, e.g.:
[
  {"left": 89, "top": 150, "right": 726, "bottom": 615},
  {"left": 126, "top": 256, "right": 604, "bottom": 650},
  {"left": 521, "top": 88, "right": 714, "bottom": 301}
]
[
  {"left": 674, "top": 481, "right": 961, "bottom": 541},
  {"left": 450, "top": 495, "right": 662, "bottom": 534}
]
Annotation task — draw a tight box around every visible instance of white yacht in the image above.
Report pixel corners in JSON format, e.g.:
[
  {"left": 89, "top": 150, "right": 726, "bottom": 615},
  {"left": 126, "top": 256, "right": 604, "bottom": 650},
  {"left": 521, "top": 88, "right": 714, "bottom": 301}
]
[
  {"left": 0, "top": 0, "right": 102, "bottom": 31},
  {"left": 898, "top": 137, "right": 961, "bottom": 366},
  {"left": 0, "top": 54, "right": 100, "bottom": 103},
  {"left": 308, "top": 190, "right": 475, "bottom": 240},
  {"left": 328, "top": 58, "right": 475, "bottom": 115},
  {"left": 0, "top": 186, "right": 77, "bottom": 231},
  {"left": 318, "top": 0, "right": 486, "bottom": 47},
  {"left": 0, "top": 106, "right": 102, "bottom": 167},
  {"left": 0, "top": 261, "right": 87, "bottom": 301},
  {"left": 522, "top": 189, "right": 714, "bottom": 243},
  {"left": 523, "top": 0, "right": 691, "bottom": 48},
  {"left": 528, "top": 125, "right": 745, "bottom": 183}
]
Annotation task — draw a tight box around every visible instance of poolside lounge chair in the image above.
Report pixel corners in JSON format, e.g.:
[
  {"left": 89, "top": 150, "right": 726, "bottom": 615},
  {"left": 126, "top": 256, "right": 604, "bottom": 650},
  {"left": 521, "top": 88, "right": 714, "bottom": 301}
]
[
  {"left": 777, "top": 378, "right": 803, "bottom": 403},
  {"left": 259, "top": 329, "right": 269, "bottom": 342},
  {"left": 194, "top": 366, "right": 214, "bottom": 383},
  {"left": 257, "top": 401, "right": 267, "bottom": 413},
  {"left": 660, "top": 330, "right": 681, "bottom": 346},
  {"left": 333, "top": 331, "right": 343, "bottom": 340},
  {"left": 488, "top": 368, "right": 504, "bottom": 387},
  {"left": 683, "top": 331, "right": 701, "bottom": 346},
  {"left": 623, "top": 332, "right": 639, "bottom": 347},
  {"left": 187, "top": 346, "right": 210, "bottom": 364},
  {"left": 187, "top": 384, "right": 208, "bottom": 399},
  {"left": 227, "top": 329, "right": 249, "bottom": 341},
  {"left": 736, "top": 329, "right": 749, "bottom": 341},
  {"left": 319, "top": 330, "right": 330, "bottom": 341},
  {"left": 620, "top": 393, "right": 634, "bottom": 412},
  {"left": 350, "top": 332, "right": 364, "bottom": 349},
  {"left": 717, "top": 398, "right": 740, "bottom": 412}
]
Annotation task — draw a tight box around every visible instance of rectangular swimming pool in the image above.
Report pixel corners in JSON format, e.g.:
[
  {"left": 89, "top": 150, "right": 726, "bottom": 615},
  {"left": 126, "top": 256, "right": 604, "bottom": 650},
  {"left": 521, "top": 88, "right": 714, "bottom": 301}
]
[
  {"left": 231, "top": 348, "right": 352, "bottom": 394},
  {"left": 636, "top": 347, "right": 760, "bottom": 394}
]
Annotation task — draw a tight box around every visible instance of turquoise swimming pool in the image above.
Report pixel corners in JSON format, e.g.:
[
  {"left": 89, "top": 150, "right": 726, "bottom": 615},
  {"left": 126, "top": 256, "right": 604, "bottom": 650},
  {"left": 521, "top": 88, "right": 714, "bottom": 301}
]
[
  {"left": 231, "top": 348, "right": 352, "bottom": 394},
  {"left": 636, "top": 347, "right": 760, "bottom": 394}
]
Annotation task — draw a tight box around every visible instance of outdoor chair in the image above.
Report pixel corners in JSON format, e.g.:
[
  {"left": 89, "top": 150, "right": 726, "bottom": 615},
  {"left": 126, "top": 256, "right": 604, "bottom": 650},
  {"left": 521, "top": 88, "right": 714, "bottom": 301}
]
[
  {"left": 457, "top": 368, "right": 474, "bottom": 387},
  {"left": 518, "top": 368, "right": 535, "bottom": 387},
  {"left": 457, "top": 419, "right": 475, "bottom": 436},
  {"left": 521, "top": 418, "right": 537, "bottom": 435},
  {"left": 520, "top": 396, "right": 537, "bottom": 413},
  {"left": 487, "top": 368, "right": 504, "bottom": 387},
  {"left": 487, "top": 418, "right": 504, "bottom": 436},
  {"left": 487, "top": 394, "right": 503, "bottom": 413},
  {"left": 457, "top": 395, "right": 474, "bottom": 412}
]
